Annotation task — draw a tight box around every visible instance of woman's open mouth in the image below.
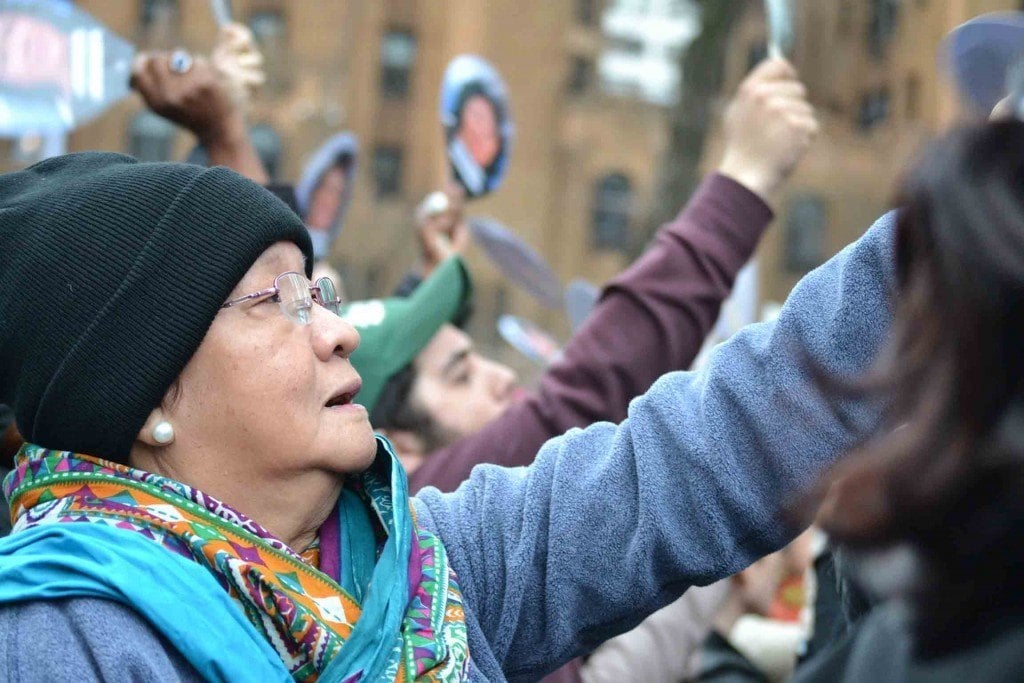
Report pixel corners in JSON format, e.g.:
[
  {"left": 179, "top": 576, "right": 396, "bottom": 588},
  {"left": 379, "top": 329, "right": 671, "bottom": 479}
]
[{"left": 325, "top": 380, "right": 362, "bottom": 410}]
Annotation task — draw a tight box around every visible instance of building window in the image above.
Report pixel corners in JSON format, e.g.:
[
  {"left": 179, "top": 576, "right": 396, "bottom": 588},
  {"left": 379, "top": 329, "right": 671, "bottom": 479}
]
[
  {"left": 857, "top": 87, "right": 890, "bottom": 131},
  {"left": 591, "top": 173, "right": 632, "bottom": 251},
  {"left": 608, "top": 35, "right": 644, "bottom": 56},
  {"left": 906, "top": 73, "right": 921, "bottom": 121},
  {"left": 250, "top": 10, "right": 287, "bottom": 45},
  {"left": 372, "top": 146, "right": 404, "bottom": 197},
  {"left": 140, "top": 0, "right": 177, "bottom": 26},
  {"left": 576, "top": 0, "right": 597, "bottom": 26},
  {"left": 250, "top": 124, "right": 282, "bottom": 180},
  {"left": 128, "top": 110, "right": 176, "bottom": 162},
  {"left": 568, "top": 56, "right": 594, "bottom": 95},
  {"left": 380, "top": 30, "right": 417, "bottom": 98},
  {"left": 249, "top": 10, "right": 288, "bottom": 92},
  {"left": 667, "top": 0, "right": 691, "bottom": 18},
  {"left": 139, "top": 0, "right": 179, "bottom": 47},
  {"left": 784, "top": 194, "right": 828, "bottom": 273},
  {"left": 868, "top": 0, "right": 899, "bottom": 60}
]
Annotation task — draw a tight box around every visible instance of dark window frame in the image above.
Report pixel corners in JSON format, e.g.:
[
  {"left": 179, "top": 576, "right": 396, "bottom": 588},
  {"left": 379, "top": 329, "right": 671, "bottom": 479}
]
[
  {"left": 591, "top": 172, "right": 633, "bottom": 251},
  {"left": 784, "top": 193, "right": 828, "bottom": 273},
  {"left": 372, "top": 145, "right": 404, "bottom": 198},
  {"left": 380, "top": 29, "right": 418, "bottom": 99}
]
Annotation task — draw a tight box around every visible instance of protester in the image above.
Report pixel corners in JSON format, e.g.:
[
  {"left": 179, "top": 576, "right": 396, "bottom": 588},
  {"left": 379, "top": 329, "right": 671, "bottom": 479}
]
[
  {"left": 787, "top": 121, "right": 1024, "bottom": 680},
  {"left": 0, "top": 141, "right": 846, "bottom": 680},
  {"left": 1, "top": 16, "right": 1014, "bottom": 683},
  {"left": 366, "top": 57, "right": 820, "bottom": 491}
]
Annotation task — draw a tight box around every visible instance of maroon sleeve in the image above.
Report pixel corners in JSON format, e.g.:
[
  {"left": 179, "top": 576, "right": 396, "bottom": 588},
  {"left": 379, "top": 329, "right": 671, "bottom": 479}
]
[{"left": 409, "top": 173, "right": 774, "bottom": 493}]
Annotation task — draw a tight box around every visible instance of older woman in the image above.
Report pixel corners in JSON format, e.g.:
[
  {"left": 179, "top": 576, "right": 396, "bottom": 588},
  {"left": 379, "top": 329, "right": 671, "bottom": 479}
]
[{"left": 0, "top": 150, "right": 833, "bottom": 681}]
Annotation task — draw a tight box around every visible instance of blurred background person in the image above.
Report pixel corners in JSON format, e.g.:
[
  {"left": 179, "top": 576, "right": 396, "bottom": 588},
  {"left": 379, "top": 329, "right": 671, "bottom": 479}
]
[
  {"left": 368, "top": 57, "right": 818, "bottom": 491},
  {"left": 789, "top": 119, "right": 1024, "bottom": 682}
]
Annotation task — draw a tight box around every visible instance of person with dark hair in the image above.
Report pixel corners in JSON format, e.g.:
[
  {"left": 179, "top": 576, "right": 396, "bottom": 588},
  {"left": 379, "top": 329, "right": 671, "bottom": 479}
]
[
  {"left": 789, "top": 120, "right": 1024, "bottom": 681},
  {"left": 455, "top": 84, "right": 502, "bottom": 169},
  {"left": 364, "top": 58, "right": 821, "bottom": 492}
]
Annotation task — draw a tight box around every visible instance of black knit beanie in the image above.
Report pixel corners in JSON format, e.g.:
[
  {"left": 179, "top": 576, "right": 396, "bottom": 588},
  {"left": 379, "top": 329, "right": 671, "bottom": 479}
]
[{"left": 0, "top": 152, "right": 313, "bottom": 463}]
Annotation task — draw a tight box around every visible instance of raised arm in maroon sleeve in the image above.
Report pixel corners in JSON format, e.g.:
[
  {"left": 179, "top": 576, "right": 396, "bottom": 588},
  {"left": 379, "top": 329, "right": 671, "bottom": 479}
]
[{"left": 409, "top": 172, "right": 773, "bottom": 493}]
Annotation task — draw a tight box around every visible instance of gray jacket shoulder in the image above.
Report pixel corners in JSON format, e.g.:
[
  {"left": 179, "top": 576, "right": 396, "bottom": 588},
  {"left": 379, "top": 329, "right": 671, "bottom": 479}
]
[{"left": 0, "top": 597, "right": 202, "bottom": 682}]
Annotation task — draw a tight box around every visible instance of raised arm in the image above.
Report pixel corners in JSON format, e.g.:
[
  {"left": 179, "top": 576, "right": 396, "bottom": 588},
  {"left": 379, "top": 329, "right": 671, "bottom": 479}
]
[
  {"left": 414, "top": 211, "right": 896, "bottom": 681},
  {"left": 131, "top": 24, "right": 268, "bottom": 184},
  {"left": 410, "top": 59, "right": 819, "bottom": 492}
]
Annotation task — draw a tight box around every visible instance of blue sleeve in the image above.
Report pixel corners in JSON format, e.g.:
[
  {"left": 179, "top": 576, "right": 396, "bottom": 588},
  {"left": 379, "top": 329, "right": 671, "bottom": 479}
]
[
  {"left": 0, "top": 597, "right": 204, "bottom": 682},
  {"left": 414, "top": 213, "right": 898, "bottom": 681}
]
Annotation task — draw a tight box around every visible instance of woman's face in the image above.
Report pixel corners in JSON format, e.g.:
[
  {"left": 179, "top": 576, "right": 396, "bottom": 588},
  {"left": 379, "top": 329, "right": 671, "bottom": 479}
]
[
  {"left": 457, "top": 94, "right": 500, "bottom": 168},
  {"left": 306, "top": 164, "right": 348, "bottom": 231},
  {"left": 165, "top": 241, "right": 376, "bottom": 483}
]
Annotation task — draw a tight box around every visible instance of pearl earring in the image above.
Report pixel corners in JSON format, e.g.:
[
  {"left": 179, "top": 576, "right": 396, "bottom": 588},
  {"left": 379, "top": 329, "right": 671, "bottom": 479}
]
[{"left": 152, "top": 421, "right": 175, "bottom": 445}]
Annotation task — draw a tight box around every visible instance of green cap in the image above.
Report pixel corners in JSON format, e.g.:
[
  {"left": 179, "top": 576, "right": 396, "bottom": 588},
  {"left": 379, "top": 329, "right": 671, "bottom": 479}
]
[{"left": 342, "top": 256, "right": 472, "bottom": 412}]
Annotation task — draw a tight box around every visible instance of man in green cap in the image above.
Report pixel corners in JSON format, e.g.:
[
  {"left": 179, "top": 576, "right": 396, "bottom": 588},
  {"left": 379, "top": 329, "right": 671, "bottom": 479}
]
[
  {"left": 341, "top": 253, "right": 471, "bottom": 413},
  {"left": 356, "top": 58, "right": 819, "bottom": 492}
]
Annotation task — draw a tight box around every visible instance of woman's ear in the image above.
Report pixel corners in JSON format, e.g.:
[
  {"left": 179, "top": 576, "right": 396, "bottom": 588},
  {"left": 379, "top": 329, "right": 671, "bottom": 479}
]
[
  {"left": 137, "top": 379, "right": 184, "bottom": 448},
  {"left": 137, "top": 408, "right": 175, "bottom": 447}
]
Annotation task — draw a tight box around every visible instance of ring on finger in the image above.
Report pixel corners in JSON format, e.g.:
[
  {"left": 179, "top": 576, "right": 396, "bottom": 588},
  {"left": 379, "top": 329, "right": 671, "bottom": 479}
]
[{"left": 169, "top": 49, "right": 194, "bottom": 75}]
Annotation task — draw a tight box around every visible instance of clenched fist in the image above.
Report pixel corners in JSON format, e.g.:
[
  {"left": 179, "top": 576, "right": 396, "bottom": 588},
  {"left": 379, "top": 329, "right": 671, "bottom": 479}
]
[{"left": 718, "top": 58, "right": 819, "bottom": 201}]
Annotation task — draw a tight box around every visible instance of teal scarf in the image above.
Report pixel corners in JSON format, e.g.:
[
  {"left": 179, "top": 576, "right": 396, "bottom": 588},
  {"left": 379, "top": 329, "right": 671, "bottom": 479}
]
[{"left": 0, "top": 437, "right": 470, "bottom": 681}]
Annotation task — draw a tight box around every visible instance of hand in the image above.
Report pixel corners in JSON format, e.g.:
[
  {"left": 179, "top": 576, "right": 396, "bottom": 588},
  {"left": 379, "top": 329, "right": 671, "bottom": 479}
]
[
  {"left": 131, "top": 40, "right": 268, "bottom": 184},
  {"left": 211, "top": 23, "right": 265, "bottom": 111},
  {"left": 131, "top": 50, "right": 243, "bottom": 147},
  {"left": 717, "top": 58, "right": 819, "bottom": 201},
  {"left": 415, "top": 180, "right": 469, "bottom": 274}
]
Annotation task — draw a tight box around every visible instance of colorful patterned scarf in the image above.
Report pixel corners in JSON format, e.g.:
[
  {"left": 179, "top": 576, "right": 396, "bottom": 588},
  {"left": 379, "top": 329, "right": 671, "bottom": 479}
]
[{"left": 3, "top": 440, "right": 470, "bottom": 682}]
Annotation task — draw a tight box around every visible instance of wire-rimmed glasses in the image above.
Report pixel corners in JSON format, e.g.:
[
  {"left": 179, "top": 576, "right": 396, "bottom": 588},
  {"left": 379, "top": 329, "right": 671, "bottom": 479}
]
[{"left": 221, "top": 272, "right": 342, "bottom": 325}]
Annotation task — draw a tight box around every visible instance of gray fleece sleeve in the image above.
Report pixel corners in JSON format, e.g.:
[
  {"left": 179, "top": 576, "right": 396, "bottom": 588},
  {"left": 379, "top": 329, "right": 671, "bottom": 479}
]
[
  {"left": 0, "top": 597, "right": 202, "bottom": 682},
  {"left": 414, "top": 212, "right": 897, "bottom": 682}
]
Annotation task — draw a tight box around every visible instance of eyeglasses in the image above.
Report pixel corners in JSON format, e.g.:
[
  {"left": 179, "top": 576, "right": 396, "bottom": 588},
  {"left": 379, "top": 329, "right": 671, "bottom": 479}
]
[{"left": 221, "top": 271, "right": 342, "bottom": 325}]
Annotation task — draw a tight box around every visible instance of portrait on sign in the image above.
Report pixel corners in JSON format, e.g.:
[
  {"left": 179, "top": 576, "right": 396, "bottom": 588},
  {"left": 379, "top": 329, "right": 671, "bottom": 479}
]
[{"left": 439, "top": 54, "right": 513, "bottom": 198}]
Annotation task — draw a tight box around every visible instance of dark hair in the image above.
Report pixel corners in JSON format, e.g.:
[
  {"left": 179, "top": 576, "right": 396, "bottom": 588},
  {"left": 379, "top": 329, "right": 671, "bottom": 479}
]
[
  {"left": 370, "top": 364, "right": 421, "bottom": 431},
  {"left": 453, "top": 82, "right": 504, "bottom": 133},
  {"left": 370, "top": 364, "right": 450, "bottom": 453},
  {"left": 450, "top": 82, "right": 504, "bottom": 176},
  {"left": 816, "top": 121, "right": 1024, "bottom": 657}
]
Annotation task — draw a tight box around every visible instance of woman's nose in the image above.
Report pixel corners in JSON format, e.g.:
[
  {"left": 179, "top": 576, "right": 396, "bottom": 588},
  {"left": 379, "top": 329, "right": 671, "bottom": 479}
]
[{"left": 313, "top": 304, "right": 360, "bottom": 360}]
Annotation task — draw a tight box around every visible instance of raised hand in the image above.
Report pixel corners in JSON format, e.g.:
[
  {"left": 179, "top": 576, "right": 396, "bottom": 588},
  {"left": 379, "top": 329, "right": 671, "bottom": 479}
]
[
  {"left": 717, "top": 58, "right": 819, "bottom": 202},
  {"left": 415, "top": 180, "right": 469, "bottom": 275}
]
